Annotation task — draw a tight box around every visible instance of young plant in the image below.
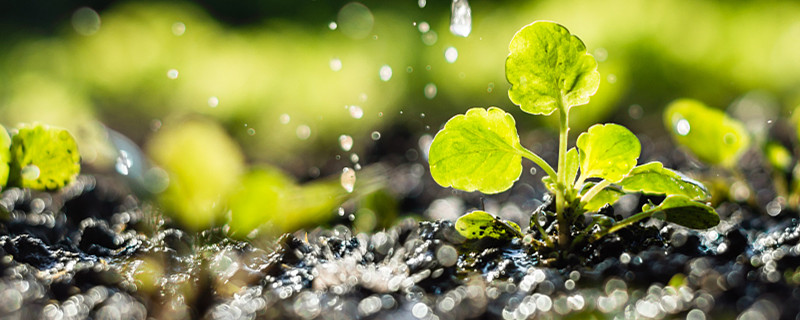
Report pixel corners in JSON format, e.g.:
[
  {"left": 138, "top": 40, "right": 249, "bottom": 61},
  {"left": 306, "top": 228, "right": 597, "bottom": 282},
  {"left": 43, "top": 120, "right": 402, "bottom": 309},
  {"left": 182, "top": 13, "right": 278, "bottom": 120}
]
[{"left": 428, "top": 21, "right": 719, "bottom": 254}]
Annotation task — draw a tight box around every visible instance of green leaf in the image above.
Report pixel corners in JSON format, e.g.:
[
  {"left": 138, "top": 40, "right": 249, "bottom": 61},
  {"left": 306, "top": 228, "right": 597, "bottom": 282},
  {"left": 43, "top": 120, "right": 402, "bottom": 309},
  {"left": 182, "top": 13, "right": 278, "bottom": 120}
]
[
  {"left": 9, "top": 124, "right": 81, "bottom": 190},
  {"left": 0, "top": 125, "right": 10, "bottom": 187},
  {"left": 577, "top": 123, "right": 640, "bottom": 183},
  {"left": 664, "top": 99, "right": 750, "bottom": 167},
  {"left": 455, "top": 210, "right": 522, "bottom": 240},
  {"left": 227, "top": 167, "right": 295, "bottom": 237},
  {"left": 429, "top": 107, "right": 524, "bottom": 194},
  {"left": 506, "top": 21, "right": 600, "bottom": 115},
  {"left": 619, "top": 162, "right": 709, "bottom": 200},
  {"left": 649, "top": 195, "right": 719, "bottom": 229},
  {"left": 565, "top": 147, "right": 580, "bottom": 186},
  {"left": 765, "top": 142, "right": 792, "bottom": 172},
  {"left": 582, "top": 186, "right": 624, "bottom": 212}
]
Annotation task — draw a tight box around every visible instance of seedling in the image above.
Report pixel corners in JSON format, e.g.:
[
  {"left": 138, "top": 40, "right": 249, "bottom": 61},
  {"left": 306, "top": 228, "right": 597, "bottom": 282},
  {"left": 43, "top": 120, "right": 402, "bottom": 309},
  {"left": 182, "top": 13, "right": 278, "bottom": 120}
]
[{"left": 428, "top": 21, "right": 719, "bottom": 254}]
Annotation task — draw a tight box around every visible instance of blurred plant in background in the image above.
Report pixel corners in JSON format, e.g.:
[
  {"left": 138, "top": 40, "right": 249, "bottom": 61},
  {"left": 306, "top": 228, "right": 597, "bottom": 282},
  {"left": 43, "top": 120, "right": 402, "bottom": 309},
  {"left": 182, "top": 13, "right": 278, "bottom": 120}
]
[{"left": 2, "top": 0, "right": 800, "bottom": 234}]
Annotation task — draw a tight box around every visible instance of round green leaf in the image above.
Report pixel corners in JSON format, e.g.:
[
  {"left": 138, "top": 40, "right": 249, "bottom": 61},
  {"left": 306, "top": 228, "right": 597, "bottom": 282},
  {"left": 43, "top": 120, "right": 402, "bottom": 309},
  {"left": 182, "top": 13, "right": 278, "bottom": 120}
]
[
  {"left": 429, "top": 107, "right": 524, "bottom": 194},
  {"left": 0, "top": 125, "right": 11, "bottom": 187},
  {"left": 577, "top": 123, "right": 640, "bottom": 183},
  {"left": 455, "top": 210, "right": 522, "bottom": 240},
  {"left": 619, "top": 162, "right": 709, "bottom": 200},
  {"left": 582, "top": 186, "right": 623, "bottom": 212},
  {"left": 9, "top": 124, "right": 81, "bottom": 190},
  {"left": 506, "top": 21, "right": 600, "bottom": 115},
  {"left": 650, "top": 195, "right": 719, "bottom": 229},
  {"left": 664, "top": 99, "right": 750, "bottom": 167}
]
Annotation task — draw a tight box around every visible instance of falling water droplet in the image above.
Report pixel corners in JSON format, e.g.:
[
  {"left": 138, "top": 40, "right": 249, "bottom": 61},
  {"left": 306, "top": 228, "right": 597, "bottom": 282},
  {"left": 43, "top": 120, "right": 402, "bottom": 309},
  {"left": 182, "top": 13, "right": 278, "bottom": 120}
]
[
  {"left": 424, "top": 83, "right": 437, "bottom": 99},
  {"left": 450, "top": 0, "right": 472, "bottom": 37},
  {"left": 330, "top": 58, "right": 343, "bottom": 71},
  {"left": 341, "top": 167, "right": 356, "bottom": 193},
  {"left": 350, "top": 153, "right": 360, "bottom": 163},
  {"left": 371, "top": 131, "right": 381, "bottom": 140},
  {"left": 21, "top": 165, "right": 40, "bottom": 181},
  {"left": 296, "top": 125, "right": 311, "bottom": 140},
  {"left": 379, "top": 65, "right": 393, "bottom": 81},
  {"left": 279, "top": 114, "right": 291, "bottom": 124},
  {"left": 418, "top": 21, "right": 430, "bottom": 33},
  {"left": 167, "top": 69, "right": 179, "bottom": 79},
  {"left": 339, "top": 135, "right": 354, "bottom": 151},
  {"left": 418, "top": 0, "right": 427, "bottom": 8},
  {"left": 444, "top": 47, "right": 458, "bottom": 63},
  {"left": 338, "top": 207, "right": 345, "bottom": 216},
  {"left": 676, "top": 119, "right": 690, "bottom": 136},
  {"left": 349, "top": 105, "right": 364, "bottom": 119},
  {"left": 208, "top": 96, "right": 219, "bottom": 108},
  {"left": 328, "top": 21, "right": 338, "bottom": 30},
  {"left": 172, "top": 22, "right": 186, "bottom": 36}
]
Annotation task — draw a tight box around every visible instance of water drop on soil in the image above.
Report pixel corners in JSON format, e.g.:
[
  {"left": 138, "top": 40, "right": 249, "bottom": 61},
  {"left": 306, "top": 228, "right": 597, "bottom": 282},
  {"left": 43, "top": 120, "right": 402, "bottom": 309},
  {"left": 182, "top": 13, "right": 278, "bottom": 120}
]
[
  {"left": 418, "top": 0, "right": 426, "bottom": 8},
  {"left": 450, "top": 0, "right": 472, "bottom": 37},
  {"left": 339, "top": 135, "right": 354, "bottom": 151},
  {"left": 340, "top": 167, "right": 356, "bottom": 193},
  {"left": 328, "top": 22, "right": 338, "bottom": 30}
]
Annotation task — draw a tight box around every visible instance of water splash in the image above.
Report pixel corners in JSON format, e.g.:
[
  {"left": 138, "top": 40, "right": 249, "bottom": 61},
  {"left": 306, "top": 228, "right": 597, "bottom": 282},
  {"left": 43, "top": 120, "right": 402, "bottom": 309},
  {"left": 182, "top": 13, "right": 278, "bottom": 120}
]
[
  {"left": 444, "top": 47, "right": 458, "bottom": 63},
  {"left": 21, "top": 164, "right": 40, "bottom": 181},
  {"left": 348, "top": 106, "right": 364, "bottom": 119},
  {"left": 340, "top": 167, "right": 356, "bottom": 193},
  {"left": 450, "top": 0, "right": 472, "bottom": 37},
  {"left": 339, "top": 135, "right": 354, "bottom": 151}
]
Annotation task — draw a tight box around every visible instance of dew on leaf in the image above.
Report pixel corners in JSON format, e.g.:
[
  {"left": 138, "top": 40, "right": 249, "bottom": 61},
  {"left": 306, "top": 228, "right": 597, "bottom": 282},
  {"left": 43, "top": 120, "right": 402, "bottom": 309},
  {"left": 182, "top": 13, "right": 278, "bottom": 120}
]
[
  {"left": 171, "top": 22, "right": 186, "bottom": 36},
  {"left": 444, "top": 47, "right": 458, "bottom": 63},
  {"left": 450, "top": 0, "right": 472, "bottom": 37},
  {"left": 424, "top": 83, "right": 437, "bottom": 99},
  {"left": 166, "top": 69, "right": 179, "bottom": 79},
  {"left": 296, "top": 125, "right": 311, "bottom": 140},
  {"left": 676, "top": 119, "right": 691, "bottom": 136},
  {"left": 208, "top": 96, "right": 219, "bottom": 108},
  {"left": 279, "top": 114, "right": 290, "bottom": 124},
  {"left": 340, "top": 167, "right": 356, "bottom": 193},
  {"left": 348, "top": 105, "right": 364, "bottom": 119},
  {"left": 21, "top": 164, "right": 40, "bottom": 181},
  {"left": 370, "top": 131, "right": 381, "bottom": 141},
  {"left": 338, "top": 135, "right": 353, "bottom": 151},
  {"left": 379, "top": 65, "right": 392, "bottom": 81},
  {"left": 330, "top": 58, "right": 343, "bottom": 71}
]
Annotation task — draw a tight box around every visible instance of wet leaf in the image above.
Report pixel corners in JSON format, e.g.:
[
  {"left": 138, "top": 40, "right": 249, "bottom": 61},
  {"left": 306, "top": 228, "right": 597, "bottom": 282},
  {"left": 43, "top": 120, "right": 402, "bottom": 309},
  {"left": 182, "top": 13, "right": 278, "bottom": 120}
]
[
  {"left": 619, "top": 161, "right": 709, "bottom": 200},
  {"left": 429, "top": 107, "right": 525, "bottom": 194},
  {"left": 506, "top": 21, "right": 600, "bottom": 115},
  {"left": 0, "top": 125, "right": 10, "bottom": 187},
  {"left": 565, "top": 147, "right": 580, "bottom": 186},
  {"left": 455, "top": 210, "right": 522, "bottom": 240},
  {"left": 649, "top": 195, "right": 719, "bottom": 229},
  {"left": 582, "top": 186, "right": 624, "bottom": 212},
  {"left": 577, "top": 123, "right": 640, "bottom": 183},
  {"left": 9, "top": 124, "right": 81, "bottom": 190},
  {"left": 664, "top": 99, "right": 750, "bottom": 167}
]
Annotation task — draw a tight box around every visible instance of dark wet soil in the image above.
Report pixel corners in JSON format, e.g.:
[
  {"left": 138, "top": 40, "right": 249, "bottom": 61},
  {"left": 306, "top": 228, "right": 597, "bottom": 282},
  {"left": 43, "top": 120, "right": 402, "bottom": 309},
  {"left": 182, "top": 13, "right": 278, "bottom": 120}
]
[{"left": 2, "top": 170, "right": 800, "bottom": 320}]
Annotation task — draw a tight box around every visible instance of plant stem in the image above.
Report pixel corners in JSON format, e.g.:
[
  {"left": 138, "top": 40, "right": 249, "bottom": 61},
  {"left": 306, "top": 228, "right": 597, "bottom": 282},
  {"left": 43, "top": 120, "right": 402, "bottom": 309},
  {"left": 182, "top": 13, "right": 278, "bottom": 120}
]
[
  {"left": 520, "top": 148, "right": 557, "bottom": 182},
  {"left": 589, "top": 208, "right": 656, "bottom": 242},
  {"left": 556, "top": 100, "right": 570, "bottom": 250},
  {"left": 579, "top": 179, "right": 612, "bottom": 207}
]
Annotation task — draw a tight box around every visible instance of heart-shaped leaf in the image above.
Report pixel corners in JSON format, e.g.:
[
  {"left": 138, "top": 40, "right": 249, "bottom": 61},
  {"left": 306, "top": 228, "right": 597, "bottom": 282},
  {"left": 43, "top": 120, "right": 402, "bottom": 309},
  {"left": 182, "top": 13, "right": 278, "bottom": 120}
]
[
  {"left": 506, "top": 21, "right": 600, "bottom": 115},
  {"left": 9, "top": 124, "right": 81, "bottom": 190},
  {"left": 455, "top": 210, "right": 522, "bottom": 240},
  {"left": 429, "top": 107, "right": 524, "bottom": 194},
  {"left": 648, "top": 195, "right": 719, "bottom": 229},
  {"left": 577, "top": 123, "right": 640, "bottom": 183},
  {"left": 619, "top": 161, "right": 709, "bottom": 200},
  {"left": 664, "top": 99, "right": 750, "bottom": 167}
]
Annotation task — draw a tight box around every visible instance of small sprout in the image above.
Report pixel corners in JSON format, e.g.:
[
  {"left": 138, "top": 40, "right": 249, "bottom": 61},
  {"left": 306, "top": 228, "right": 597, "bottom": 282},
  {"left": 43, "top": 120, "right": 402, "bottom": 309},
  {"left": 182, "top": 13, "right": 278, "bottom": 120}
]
[
  {"left": 437, "top": 21, "right": 720, "bottom": 258},
  {"left": 8, "top": 124, "right": 81, "bottom": 190}
]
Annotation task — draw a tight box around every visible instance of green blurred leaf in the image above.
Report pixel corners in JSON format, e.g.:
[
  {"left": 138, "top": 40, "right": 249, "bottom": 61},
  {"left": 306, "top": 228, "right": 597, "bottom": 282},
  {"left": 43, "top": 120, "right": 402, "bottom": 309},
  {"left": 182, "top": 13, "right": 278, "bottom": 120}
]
[
  {"left": 429, "top": 107, "right": 525, "bottom": 194},
  {"left": 619, "top": 162, "right": 709, "bottom": 200},
  {"left": 664, "top": 99, "right": 750, "bottom": 167},
  {"left": 765, "top": 142, "right": 792, "bottom": 172},
  {"left": 506, "top": 21, "right": 600, "bottom": 115},
  {"left": 649, "top": 195, "right": 719, "bottom": 229},
  {"left": 227, "top": 167, "right": 295, "bottom": 237},
  {"left": 0, "top": 125, "right": 10, "bottom": 187},
  {"left": 9, "top": 124, "right": 81, "bottom": 190},
  {"left": 577, "top": 123, "right": 640, "bottom": 183},
  {"left": 455, "top": 210, "right": 522, "bottom": 241}
]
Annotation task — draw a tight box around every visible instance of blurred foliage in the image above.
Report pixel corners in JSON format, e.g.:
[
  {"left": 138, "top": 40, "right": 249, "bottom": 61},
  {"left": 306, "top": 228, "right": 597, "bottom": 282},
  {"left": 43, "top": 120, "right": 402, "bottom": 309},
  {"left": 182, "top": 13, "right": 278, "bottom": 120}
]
[{"left": 3, "top": 0, "right": 800, "bottom": 233}]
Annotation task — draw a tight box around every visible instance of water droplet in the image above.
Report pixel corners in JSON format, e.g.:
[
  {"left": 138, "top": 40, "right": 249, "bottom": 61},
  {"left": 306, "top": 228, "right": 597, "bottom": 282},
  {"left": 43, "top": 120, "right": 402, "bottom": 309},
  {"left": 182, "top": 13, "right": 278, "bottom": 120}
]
[
  {"left": 379, "top": 65, "right": 393, "bottom": 81},
  {"left": 349, "top": 105, "right": 364, "bottom": 119},
  {"left": 328, "top": 21, "right": 338, "bottom": 30},
  {"left": 420, "top": 113, "right": 425, "bottom": 118},
  {"left": 418, "top": 0, "right": 427, "bottom": 8},
  {"left": 167, "top": 69, "right": 179, "bottom": 79},
  {"left": 339, "top": 135, "right": 354, "bottom": 151},
  {"left": 337, "top": 2, "right": 374, "bottom": 39},
  {"left": 172, "top": 22, "right": 186, "bottom": 36},
  {"left": 208, "top": 96, "right": 219, "bottom": 108},
  {"left": 247, "top": 128, "right": 256, "bottom": 136},
  {"left": 371, "top": 131, "right": 381, "bottom": 140},
  {"left": 115, "top": 150, "right": 132, "bottom": 176},
  {"left": 354, "top": 163, "right": 362, "bottom": 170},
  {"left": 296, "top": 125, "right": 311, "bottom": 140},
  {"left": 21, "top": 165, "right": 40, "bottom": 181},
  {"left": 418, "top": 21, "right": 430, "bottom": 33},
  {"left": 71, "top": 7, "right": 101, "bottom": 36},
  {"left": 330, "top": 58, "right": 343, "bottom": 71},
  {"left": 450, "top": 0, "right": 472, "bottom": 37},
  {"left": 279, "top": 114, "right": 291, "bottom": 124},
  {"left": 340, "top": 167, "right": 356, "bottom": 193},
  {"left": 421, "top": 30, "right": 438, "bottom": 46},
  {"left": 350, "top": 153, "right": 360, "bottom": 163},
  {"left": 338, "top": 207, "right": 345, "bottom": 216},
  {"left": 529, "top": 167, "right": 537, "bottom": 175},
  {"left": 676, "top": 119, "right": 690, "bottom": 136},
  {"left": 424, "top": 83, "right": 437, "bottom": 99},
  {"left": 444, "top": 46, "right": 458, "bottom": 63}
]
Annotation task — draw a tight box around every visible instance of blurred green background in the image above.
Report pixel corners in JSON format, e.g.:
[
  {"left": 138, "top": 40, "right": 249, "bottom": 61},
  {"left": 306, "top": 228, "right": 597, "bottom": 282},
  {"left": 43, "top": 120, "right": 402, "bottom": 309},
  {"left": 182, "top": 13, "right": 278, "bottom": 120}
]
[{"left": 2, "top": 0, "right": 799, "bottom": 234}]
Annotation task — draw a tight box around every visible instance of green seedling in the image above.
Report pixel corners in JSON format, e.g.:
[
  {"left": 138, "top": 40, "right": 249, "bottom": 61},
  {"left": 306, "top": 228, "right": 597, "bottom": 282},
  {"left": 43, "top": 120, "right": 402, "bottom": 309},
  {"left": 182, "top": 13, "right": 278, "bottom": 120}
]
[
  {"left": 0, "top": 123, "right": 81, "bottom": 190},
  {"left": 429, "top": 21, "right": 719, "bottom": 254}
]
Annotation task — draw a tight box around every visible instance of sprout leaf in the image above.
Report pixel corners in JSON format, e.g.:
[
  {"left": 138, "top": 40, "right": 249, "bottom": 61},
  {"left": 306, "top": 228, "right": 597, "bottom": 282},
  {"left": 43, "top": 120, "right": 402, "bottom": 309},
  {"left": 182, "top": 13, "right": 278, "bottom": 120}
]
[
  {"left": 455, "top": 210, "right": 522, "bottom": 240},
  {"left": 577, "top": 123, "right": 640, "bottom": 183},
  {"left": 648, "top": 195, "right": 719, "bottom": 229},
  {"left": 619, "top": 162, "right": 709, "bottom": 200}
]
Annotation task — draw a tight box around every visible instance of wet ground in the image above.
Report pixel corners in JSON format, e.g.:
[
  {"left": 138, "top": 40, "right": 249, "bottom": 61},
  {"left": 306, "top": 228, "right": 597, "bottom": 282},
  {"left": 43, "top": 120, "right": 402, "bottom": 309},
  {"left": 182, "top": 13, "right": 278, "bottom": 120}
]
[{"left": 2, "top": 170, "right": 800, "bottom": 320}]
